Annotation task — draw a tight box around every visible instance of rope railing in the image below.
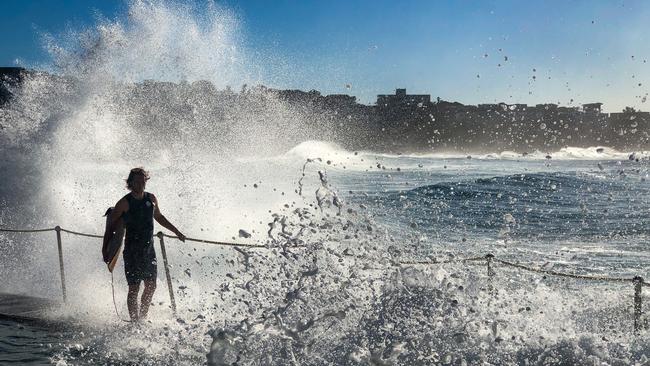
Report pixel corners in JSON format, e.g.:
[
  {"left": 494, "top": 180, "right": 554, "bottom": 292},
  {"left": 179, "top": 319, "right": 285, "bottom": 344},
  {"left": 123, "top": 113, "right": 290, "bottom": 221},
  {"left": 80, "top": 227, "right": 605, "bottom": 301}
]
[
  {"left": 59, "top": 228, "right": 103, "bottom": 239},
  {"left": 0, "top": 225, "right": 263, "bottom": 316},
  {"left": 399, "top": 253, "right": 649, "bottom": 332},
  {"left": 0, "top": 227, "right": 56, "bottom": 233},
  {"left": 159, "top": 232, "right": 266, "bottom": 248},
  {"left": 0, "top": 226, "right": 260, "bottom": 246},
  {"left": 399, "top": 254, "right": 648, "bottom": 285},
  {"left": 399, "top": 256, "right": 486, "bottom": 265},
  {"left": 0, "top": 225, "right": 648, "bottom": 332},
  {"left": 493, "top": 258, "right": 634, "bottom": 284}
]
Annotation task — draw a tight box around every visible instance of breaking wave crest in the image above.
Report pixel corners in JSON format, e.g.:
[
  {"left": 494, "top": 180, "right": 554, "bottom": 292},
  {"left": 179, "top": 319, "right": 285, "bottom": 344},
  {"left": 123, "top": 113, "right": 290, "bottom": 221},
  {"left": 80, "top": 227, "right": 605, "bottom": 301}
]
[
  {"left": 282, "top": 141, "right": 646, "bottom": 167},
  {"left": 1, "top": 1, "right": 650, "bottom": 365},
  {"left": 379, "top": 146, "right": 646, "bottom": 161}
]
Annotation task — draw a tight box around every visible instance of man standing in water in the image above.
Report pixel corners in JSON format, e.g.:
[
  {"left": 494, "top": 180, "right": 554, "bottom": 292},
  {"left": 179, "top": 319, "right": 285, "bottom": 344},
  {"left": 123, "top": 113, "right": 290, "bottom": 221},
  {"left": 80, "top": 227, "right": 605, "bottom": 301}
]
[{"left": 105, "top": 168, "right": 186, "bottom": 322}]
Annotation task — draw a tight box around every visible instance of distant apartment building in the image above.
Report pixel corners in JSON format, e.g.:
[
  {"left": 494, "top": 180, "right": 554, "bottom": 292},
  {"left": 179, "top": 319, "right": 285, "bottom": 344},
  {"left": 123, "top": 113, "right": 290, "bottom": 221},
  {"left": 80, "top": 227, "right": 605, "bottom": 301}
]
[
  {"left": 477, "top": 103, "right": 527, "bottom": 112},
  {"left": 609, "top": 110, "right": 650, "bottom": 132},
  {"left": 323, "top": 94, "right": 357, "bottom": 105},
  {"left": 377, "top": 88, "right": 431, "bottom": 107},
  {"left": 535, "top": 103, "right": 558, "bottom": 110},
  {"left": 477, "top": 103, "right": 499, "bottom": 111},
  {"left": 582, "top": 103, "right": 603, "bottom": 114}
]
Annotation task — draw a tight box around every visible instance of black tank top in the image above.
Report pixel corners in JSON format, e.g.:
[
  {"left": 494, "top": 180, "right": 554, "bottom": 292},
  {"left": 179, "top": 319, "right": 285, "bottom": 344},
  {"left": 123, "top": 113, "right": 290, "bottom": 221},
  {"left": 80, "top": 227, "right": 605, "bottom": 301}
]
[{"left": 123, "top": 192, "right": 154, "bottom": 244}]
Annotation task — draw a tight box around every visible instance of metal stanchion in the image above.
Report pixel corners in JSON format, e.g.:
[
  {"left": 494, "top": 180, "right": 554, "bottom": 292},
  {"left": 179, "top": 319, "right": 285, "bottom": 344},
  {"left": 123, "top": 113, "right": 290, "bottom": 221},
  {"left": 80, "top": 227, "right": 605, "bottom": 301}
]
[
  {"left": 485, "top": 253, "right": 495, "bottom": 295},
  {"left": 633, "top": 276, "right": 644, "bottom": 333},
  {"left": 54, "top": 226, "right": 67, "bottom": 303},
  {"left": 157, "top": 232, "right": 177, "bottom": 317},
  {"left": 486, "top": 253, "right": 495, "bottom": 277}
]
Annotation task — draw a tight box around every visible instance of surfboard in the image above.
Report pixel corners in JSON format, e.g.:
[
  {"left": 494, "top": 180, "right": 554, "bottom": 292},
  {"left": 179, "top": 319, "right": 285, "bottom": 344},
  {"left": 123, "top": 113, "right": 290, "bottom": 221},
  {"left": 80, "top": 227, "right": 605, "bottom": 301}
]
[{"left": 102, "top": 207, "right": 125, "bottom": 272}]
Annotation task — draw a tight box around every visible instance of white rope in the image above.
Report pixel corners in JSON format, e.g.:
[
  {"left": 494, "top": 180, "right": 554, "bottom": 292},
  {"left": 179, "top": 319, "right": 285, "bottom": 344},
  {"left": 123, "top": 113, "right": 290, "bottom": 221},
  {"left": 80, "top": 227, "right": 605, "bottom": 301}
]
[{"left": 110, "top": 271, "right": 130, "bottom": 323}]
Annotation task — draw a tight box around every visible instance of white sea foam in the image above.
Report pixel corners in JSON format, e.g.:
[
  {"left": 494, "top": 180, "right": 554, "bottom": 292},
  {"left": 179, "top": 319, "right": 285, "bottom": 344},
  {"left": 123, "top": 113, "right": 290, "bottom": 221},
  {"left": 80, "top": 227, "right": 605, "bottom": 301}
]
[
  {"left": 378, "top": 146, "right": 647, "bottom": 161},
  {"left": 283, "top": 141, "right": 648, "bottom": 164},
  {"left": 2, "top": 1, "right": 650, "bottom": 365},
  {"left": 283, "top": 140, "right": 354, "bottom": 160}
]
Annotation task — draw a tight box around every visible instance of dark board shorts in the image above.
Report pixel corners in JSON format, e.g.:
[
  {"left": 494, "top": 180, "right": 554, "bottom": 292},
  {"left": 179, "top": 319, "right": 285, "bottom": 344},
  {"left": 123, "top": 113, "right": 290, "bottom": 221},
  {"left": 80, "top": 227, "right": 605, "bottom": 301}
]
[{"left": 123, "top": 239, "right": 157, "bottom": 286}]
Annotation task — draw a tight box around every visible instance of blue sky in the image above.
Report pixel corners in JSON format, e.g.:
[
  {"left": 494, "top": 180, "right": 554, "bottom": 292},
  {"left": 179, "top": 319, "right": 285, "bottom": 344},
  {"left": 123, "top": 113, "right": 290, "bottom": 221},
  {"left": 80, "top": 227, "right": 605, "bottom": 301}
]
[{"left": 2, "top": 0, "right": 650, "bottom": 111}]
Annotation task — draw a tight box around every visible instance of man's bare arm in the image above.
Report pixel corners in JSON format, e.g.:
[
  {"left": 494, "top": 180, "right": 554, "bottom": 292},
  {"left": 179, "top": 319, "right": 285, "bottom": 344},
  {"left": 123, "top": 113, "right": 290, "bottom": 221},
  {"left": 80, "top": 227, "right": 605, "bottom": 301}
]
[
  {"left": 105, "top": 198, "right": 128, "bottom": 235},
  {"left": 103, "top": 198, "right": 128, "bottom": 248},
  {"left": 151, "top": 194, "right": 186, "bottom": 242}
]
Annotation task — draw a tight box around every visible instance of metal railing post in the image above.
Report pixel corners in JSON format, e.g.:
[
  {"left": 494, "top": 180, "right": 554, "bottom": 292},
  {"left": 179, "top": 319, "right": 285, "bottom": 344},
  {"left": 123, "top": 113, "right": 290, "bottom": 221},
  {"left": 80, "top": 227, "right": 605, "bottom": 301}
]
[
  {"left": 633, "top": 276, "right": 643, "bottom": 333},
  {"left": 486, "top": 254, "right": 495, "bottom": 278},
  {"left": 157, "top": 231, "right": 177, "bottom": 317},
  {"left": 54, "top": 226, "right": 67, "bottom": 303}
]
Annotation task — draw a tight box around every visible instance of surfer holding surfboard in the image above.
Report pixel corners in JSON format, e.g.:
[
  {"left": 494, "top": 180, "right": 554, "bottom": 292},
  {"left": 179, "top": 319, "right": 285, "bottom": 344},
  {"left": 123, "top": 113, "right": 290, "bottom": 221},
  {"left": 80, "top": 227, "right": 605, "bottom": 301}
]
[{"left": 103, "top": 167, "right": 186, "bottom": 322}]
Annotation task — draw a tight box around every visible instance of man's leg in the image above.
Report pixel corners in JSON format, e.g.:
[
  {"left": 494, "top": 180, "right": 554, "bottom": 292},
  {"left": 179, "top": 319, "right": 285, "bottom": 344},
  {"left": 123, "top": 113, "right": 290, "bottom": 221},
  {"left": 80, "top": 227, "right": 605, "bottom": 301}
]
[
  {"left": 127, "top": 283, "right": 140, "bottom": 322},
  {"left": 140, "top": 279, "right": 157, "bottom": 319}
]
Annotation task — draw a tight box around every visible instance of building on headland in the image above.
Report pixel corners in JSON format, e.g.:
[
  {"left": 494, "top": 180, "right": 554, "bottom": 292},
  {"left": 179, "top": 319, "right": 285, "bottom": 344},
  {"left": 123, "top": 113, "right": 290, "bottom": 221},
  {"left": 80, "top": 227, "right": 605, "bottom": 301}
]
[
  {"left": 582, "top": 103, "right": 603, "bottom": 114},
  {"left": 2, "top": 71, "right": 650, "bottom": 152},
  {"left": 609, "top": 109, "right": 650, "bottom": 138},
  {"left": 323, "top": 94, "right": 356, "bottom": 106},
  {"left": 534, "top": 103, "right": 558, "bottom": 110},
  {"left": 477, "top": 103, "right": 499, "bottom": 111},
  {"left": 477, "top": 103, "right": 527, "bottom": 112},
  {"left": 377, "top": 88, "right": 431, "bottom": 107}
]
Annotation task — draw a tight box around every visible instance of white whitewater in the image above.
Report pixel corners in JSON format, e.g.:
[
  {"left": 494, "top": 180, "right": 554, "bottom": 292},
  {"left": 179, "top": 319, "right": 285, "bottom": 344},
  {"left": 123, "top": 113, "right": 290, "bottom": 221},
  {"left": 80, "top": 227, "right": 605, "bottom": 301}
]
[{"left": 0, "top": 1, "right": 649, "bottom": 365}]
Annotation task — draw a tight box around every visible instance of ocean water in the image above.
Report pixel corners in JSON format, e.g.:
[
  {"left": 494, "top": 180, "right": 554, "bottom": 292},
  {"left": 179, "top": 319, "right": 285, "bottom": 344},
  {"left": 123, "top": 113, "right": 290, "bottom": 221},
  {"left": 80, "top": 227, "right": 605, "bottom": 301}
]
[
  {"left": 0, "top": 319, "right": 65, "bottom": 365},
  {"left": 2, "top": 149, "right": 650, "bottom": 365},
  {"left": 2, "top": 1, "right": 650, "bottom": 364}
]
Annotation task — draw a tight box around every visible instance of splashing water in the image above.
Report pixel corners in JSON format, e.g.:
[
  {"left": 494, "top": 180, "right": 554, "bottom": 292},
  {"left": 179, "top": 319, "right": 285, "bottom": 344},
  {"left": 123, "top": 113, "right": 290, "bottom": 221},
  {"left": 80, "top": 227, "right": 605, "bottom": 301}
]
[{"left": 1, "top": 1, "right": 650, "bottom": 365}]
